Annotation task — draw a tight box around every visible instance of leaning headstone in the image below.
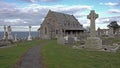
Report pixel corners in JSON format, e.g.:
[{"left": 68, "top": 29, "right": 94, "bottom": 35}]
[
  {"left": 85, "top": 10, "right": 102, "bottom": 50},
  {"left": 27, "top": 25, "right": 32, "bottom": 41}
]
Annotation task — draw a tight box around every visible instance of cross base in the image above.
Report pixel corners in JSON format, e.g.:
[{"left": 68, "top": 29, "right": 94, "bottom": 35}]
[
  {"left": 27, "top": 35, "right": 32, "bottom": 41},
  {"left": 85, "top": 37, "right": 102, "bottom": 50}
]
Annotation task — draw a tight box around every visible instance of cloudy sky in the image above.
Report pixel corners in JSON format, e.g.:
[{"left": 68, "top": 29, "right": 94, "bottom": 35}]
[{"left": 0, "top": 0, "right": 120, "bottom": 31}]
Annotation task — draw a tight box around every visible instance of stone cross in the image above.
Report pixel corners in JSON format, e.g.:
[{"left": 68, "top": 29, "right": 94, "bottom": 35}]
[
  {"left": 87, "top": 10, "right": 98, "bottom": 37},
  {"left": 29, "top": 25, "right": 31, "bottom": 37},
  {"left": 27, "top": 25, "right": 32, "bottom": 41}
]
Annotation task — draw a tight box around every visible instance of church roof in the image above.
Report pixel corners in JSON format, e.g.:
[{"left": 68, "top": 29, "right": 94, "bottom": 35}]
[{"left": 49, "top": 10, "right": 84, "bottom": 30}]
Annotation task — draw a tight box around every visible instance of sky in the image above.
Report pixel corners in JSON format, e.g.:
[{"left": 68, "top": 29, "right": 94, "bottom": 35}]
[{"left": 0, "top": 0, "right": 120, "bottom": 31}]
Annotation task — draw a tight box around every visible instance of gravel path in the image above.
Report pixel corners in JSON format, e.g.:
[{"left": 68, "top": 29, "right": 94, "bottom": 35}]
[{"left": 15, "top": 45, "right": 43, "bottom": 68}]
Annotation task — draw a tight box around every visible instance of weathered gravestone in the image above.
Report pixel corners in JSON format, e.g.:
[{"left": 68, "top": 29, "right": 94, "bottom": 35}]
[
  {"left": 85, "top": 10, "right": 102, "bottom": 50},
  {"left": 57, "top": 35, "right": 66, "bottom": 45},
  {"left": 14, "top": 34, "right": 17, "bottom": 42},
  {"left": 2, "top": 25, "right": 13, "bottom": 40},
  {"left": 67, "top": 35, "right": 75, "bottom": 44},
  {"left": 57, "top": 30, "right": 65, "bottom": 44},
  {"left": 3, "top": 25, "right": 7, "bottom": 40},
  {"left": 57, "top": 36, "right": 75, "bottom": 45},
  {"left": 57, "top": 34, "right": 75, "bottom": 45},
  {"left": 7, "top": 25, "right": 13, "bottom": 40},
  {"left": 27, "top": 25, "right": 32, "bottom": 41},
  {"left": 0, "top": 25, "right": 13, "bottom": 47}
]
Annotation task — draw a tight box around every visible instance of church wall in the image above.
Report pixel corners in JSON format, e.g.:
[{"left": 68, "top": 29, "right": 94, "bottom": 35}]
[
  {"left": 40, "top": 24, "right": 51, "bottom": 39},
  {"left": 40, "top": 11, "right": 61, "bottom": 39},
  {"left": 39, "top": 10, "right": 84, "bottom": 40}
]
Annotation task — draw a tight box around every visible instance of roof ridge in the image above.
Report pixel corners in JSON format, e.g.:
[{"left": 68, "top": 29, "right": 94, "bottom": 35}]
[{"left": 50, "top": 10, "right": 72, "bottom": 16}]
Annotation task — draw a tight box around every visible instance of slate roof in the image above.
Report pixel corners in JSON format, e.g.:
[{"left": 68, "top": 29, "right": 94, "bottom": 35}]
[{"left": 49, "top": 10, "right": 84, "bottom": 30}]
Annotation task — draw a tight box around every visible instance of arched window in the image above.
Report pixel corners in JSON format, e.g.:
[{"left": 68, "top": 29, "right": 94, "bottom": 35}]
[
  {"left": 45, "top": 27, "right": 47, "bottom": 34},
  {"left": 68, "top": 22, "right": 70, "bottom": 26},
  {"left": 56, "top": 30, "right": 58, "bottom": 34},
  {"left": 64, "top": 22, "right": 66, "bottom": 26},
  {"left": 73, "top": 22, "right": 75, "bottom": 27}
]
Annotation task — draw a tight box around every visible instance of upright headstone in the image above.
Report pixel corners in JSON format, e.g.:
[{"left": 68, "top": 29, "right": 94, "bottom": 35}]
[
  {"left": 7, "top": 25, "right": 13, "bottom": 40},
  {"left": 3, "top": 25, "right": 7, "bottom": 40},
  {"left": 57, "top": 35, "right": 66, "bottom": 45},
  {"left": 27, "top": 25, "right": 32, "bottom": 41},
  {"left": 14, "top": 34, "right": 17, "bottom": 42},
  {"left": 67, "top": 31, "right": 75, "bottom": 44},
  {"left": 57, "top": 29, "right": 65, "bottom": 44},
  {"left": 108, "top": 27, "right": 114, "bottom": 37},
  {"left": 0, "top": 25, "right": 13, "bottom": 46},
  {"left": 85, "top": 10, "right": 102, "bottom": 50}
]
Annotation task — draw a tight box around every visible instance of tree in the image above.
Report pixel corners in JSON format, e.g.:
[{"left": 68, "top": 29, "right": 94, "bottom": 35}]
[{"left": 107, "top": 21, "right": 120, "bottom": 34}]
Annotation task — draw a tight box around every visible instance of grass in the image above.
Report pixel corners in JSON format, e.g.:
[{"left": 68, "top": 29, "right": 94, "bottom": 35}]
[
  {"left": 0, "top": 40, "right": 41, "bottom": 68},
  {"left": 41, "top": 40, "right": 120, "bottom": 68},
  {"left": 0, "top": 39, "right": 120, "bottom": 68}
]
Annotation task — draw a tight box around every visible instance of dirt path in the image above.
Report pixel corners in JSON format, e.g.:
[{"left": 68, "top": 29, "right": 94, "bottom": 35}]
[{"left": 14, "top": 45, "right": 43, "bottom": 68}]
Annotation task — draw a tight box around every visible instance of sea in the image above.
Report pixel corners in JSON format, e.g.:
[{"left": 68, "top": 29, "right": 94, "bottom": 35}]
[{"left": 0, "top": 31, "right": 39, "bottom": 39}]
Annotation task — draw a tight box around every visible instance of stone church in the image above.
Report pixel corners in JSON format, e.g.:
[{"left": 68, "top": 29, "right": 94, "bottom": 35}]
[{"left": 39, "top": 10, "right": 84, "bottom": 39}]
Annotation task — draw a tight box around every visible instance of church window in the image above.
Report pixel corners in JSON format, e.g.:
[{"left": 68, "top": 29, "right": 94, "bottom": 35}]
[
  {"left": 73, "top": 22, "right": 75, "bottom": 27},
  {"left": 64, "top": 22, "right": 66, "bottom": 26},
  {"left": 53, "top": 19, "right": 55, "bottom": 22},
  {"left": 56, "top": 30, "right": 58, "bottom": 34},
  {"left": 68, "top": 22, "right": 70, "bottom": 26},
  {"left": 45, "top": 27, "right": 47, "bottom": 34}
]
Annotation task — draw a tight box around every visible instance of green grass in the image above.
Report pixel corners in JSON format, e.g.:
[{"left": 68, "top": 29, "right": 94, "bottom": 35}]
[
  {"left": 1, "top": 39, "right": 120, "bottom": 68},
  {"left": 0, "top": 40, "right": 41, "bottom": 68},
  {"left": 41, "top": 40, "right": 120, "bottom": 68}
]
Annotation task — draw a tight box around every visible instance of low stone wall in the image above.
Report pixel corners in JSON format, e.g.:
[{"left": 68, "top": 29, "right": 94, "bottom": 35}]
[
  {"left": 102, "top": 37, "right": 120, "bottom": 45},
  {"left": 0, "top": 40, "right": 12, "bottom": 47}
]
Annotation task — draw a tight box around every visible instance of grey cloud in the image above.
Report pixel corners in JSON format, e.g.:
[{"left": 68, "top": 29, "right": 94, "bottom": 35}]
[
  {"left": 100, "top": 0, "right": 120, "bottom": 7},
  {"left": 0, "top": 1, "right": 92, "bottom": 26},
  {"left": 1, "top": 0, "right": 120, "bottom": 27},
  {"left": 107, "top": 9, "right": 120, "bottom": 14},
  {"left": 20, "top": 0, "right": 60, "bottom": 2},
  {"left": 0, "top": 11, "right": 43, "bottom": 26},
  {"left": 99, "top": 16, "right": 120, "bottom": 24},
  {"left": 80, "top": 16, "right": 120, "bottom": 25},
  {"left": 0, "top": 4, "right": 44, "bottom": 26},
  {"left": 61, "top": 8, "right": 89, "bottom": 14},
  {"left": 0, "top": 1, "right": 16, "bottom": 8},
  {"left": 40, "top": 0, "right": 60, "bottom": 2}
]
